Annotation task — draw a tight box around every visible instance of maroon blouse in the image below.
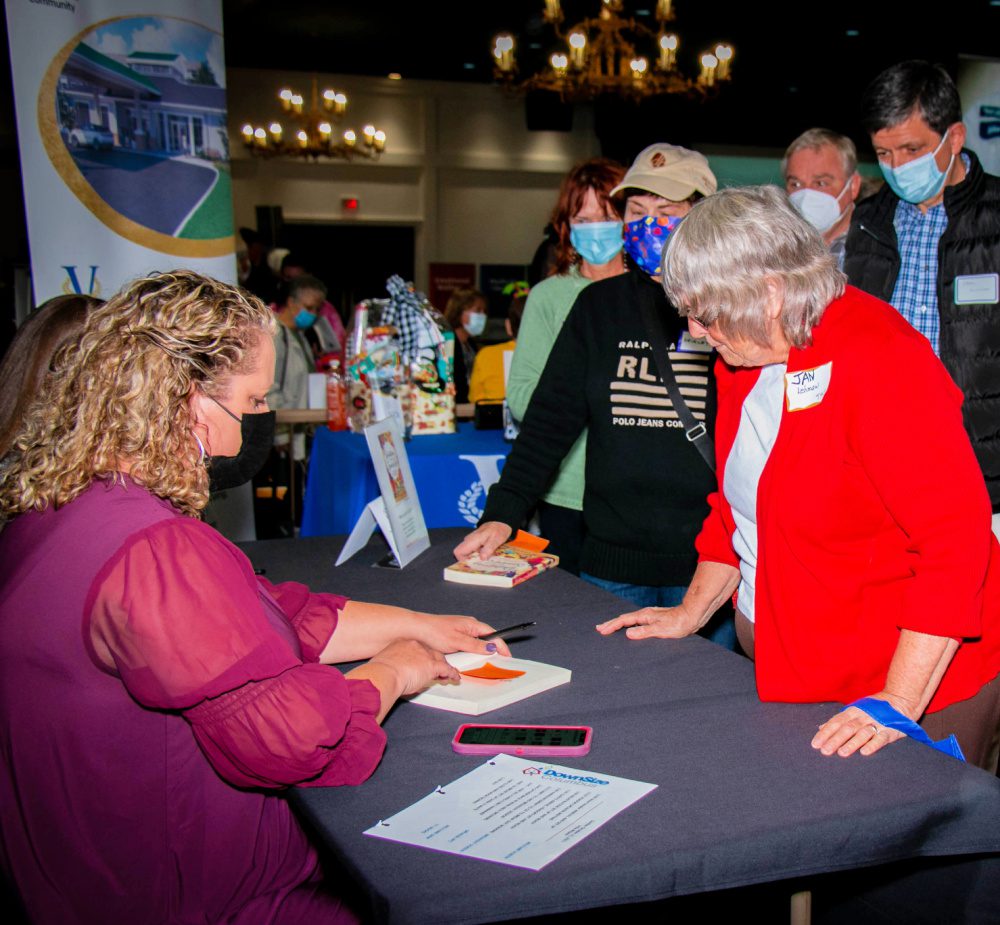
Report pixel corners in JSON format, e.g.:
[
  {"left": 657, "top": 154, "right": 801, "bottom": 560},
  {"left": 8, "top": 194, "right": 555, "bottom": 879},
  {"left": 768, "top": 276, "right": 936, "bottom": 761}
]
[{"left": 0, "top": 479, "right": 385, "bottom": 923}]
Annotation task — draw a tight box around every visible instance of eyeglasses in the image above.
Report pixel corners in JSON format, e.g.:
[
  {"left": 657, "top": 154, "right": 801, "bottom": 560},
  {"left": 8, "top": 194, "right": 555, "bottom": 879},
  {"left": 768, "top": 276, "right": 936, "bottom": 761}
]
[{"left": 688, "top": 313, "right": 710, "bottom": 328}]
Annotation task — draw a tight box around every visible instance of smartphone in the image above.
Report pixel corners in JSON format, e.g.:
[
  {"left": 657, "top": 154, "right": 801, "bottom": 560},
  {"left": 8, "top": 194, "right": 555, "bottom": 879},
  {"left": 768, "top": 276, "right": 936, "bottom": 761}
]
[{"left": 451, "top": 723, "right": 592, "bottom": 758}]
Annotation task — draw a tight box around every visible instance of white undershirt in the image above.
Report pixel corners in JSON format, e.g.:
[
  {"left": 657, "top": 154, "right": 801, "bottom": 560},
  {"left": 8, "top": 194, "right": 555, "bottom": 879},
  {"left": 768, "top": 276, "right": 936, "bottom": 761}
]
[{"left": 724, "top": 364, "right": 786, "bottom": 623}]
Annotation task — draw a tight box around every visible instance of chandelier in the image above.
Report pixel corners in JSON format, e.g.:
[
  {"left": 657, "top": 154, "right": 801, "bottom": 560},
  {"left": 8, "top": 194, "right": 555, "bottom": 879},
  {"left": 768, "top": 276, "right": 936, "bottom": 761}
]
[
  {"left": 492, "top": 0, "right": 734, "bottom": 102},
  {"left": 240, "top": 77, "right": 386, "bottom": 160}
]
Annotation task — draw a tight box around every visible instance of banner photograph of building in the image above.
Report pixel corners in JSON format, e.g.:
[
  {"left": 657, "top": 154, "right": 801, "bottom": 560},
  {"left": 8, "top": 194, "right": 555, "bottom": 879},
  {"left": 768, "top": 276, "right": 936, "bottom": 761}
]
[{"left": 53, "top": 16, "right": 230, "bottom": 241}]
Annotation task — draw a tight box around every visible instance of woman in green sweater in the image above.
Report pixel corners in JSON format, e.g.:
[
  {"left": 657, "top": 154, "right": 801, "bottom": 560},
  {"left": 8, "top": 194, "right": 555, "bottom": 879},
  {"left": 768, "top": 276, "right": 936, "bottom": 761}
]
[{"left": 506, "top": 157, "right": 626, "bottom": 574}]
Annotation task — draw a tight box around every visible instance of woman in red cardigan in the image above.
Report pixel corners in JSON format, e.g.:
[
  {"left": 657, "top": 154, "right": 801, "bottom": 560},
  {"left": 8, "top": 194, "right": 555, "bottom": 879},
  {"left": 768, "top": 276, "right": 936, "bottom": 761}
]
[{"left": 598, "top": 185, "right": 1000, "bottom": 771}]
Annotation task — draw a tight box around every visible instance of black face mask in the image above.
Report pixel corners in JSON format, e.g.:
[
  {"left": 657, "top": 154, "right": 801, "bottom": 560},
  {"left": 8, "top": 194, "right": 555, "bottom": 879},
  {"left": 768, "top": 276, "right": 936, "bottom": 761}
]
[{"left": 204, "top": 397, "right": 276, "bottom": 492}]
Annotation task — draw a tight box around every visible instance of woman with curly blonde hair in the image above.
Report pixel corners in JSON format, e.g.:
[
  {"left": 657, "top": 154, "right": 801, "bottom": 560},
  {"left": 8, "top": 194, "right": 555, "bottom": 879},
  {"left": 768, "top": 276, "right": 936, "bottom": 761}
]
[{"left": 0, "top": 270, "right": 508, "bottom": 923}]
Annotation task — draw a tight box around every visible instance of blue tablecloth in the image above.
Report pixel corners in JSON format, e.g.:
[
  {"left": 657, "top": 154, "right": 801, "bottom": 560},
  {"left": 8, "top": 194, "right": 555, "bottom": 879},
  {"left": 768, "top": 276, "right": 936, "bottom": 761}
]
[{"left": 301, "top": 423, "right": 510, "bottom": 537}]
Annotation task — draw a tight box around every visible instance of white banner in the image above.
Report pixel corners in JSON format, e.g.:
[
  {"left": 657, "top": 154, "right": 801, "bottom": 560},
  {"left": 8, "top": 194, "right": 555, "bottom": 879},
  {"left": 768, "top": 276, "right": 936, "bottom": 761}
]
[
  {"left": 958, "top": 56, "right": 1000, "bottom": 178},
  {"left": 5, "top": 0, "right": 236, "bottom": 302}
]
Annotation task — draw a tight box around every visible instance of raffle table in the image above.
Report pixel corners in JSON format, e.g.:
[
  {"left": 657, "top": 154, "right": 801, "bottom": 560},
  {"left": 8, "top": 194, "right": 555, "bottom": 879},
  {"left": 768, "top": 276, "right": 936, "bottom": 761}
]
[
  {"left": 240, "top": 531, "right": 1000, "bottom": 925},
  {"left": 301, "top": 424, "right": 510, "bottom": 537}
]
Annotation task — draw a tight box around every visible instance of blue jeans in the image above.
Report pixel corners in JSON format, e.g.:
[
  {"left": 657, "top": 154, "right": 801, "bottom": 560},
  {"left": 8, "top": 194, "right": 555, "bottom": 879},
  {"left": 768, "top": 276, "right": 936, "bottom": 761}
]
[{"left": 581, "top": 572, "right": 738, "bottom": 651}]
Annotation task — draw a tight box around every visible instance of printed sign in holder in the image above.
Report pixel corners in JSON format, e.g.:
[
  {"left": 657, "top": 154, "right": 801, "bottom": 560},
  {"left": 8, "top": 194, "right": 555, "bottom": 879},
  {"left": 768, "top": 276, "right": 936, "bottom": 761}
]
[{"left": 336, "top": 418, "right": 430, "bottom": 568}]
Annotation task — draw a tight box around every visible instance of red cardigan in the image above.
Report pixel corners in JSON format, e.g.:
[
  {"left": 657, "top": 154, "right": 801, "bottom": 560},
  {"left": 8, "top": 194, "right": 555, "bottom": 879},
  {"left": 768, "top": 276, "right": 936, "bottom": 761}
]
[{"left": 697, "top": 286, "right": 1000, "bottom": 712}]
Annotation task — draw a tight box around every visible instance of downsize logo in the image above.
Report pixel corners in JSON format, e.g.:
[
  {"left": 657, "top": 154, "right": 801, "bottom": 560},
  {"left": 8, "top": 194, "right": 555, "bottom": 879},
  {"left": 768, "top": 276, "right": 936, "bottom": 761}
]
[{"left": 522, "top": 767, "right": 610, "bottom": 786}]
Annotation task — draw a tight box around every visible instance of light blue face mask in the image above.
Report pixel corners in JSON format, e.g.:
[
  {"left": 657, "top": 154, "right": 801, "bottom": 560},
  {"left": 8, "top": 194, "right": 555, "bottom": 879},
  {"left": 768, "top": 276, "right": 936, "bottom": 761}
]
[
  {"left": 570, "top": 220, "right": 624, "bottom": 266},
  {"left": 879, "top": 130, "right": 955, "bottom": 204},
  {"left": 463, "top": 312, "right": 487, "bottom": 337},
  {"left": 294, "top": 308, "right": 317, "bottom": 329}
]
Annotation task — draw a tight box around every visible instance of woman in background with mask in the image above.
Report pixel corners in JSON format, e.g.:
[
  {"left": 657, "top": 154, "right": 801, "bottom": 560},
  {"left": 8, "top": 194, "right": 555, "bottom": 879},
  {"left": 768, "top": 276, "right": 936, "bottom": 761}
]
[
  {"left": 444, "top": 288, "right": 488, "bottom": 404},
  {"left": 0, "top": 270, "right": 508, "bottom": 923},
  {"left": 456, "top": 145, "right": 735, "bottom": 648},
  {"left": 505, "top": 157, "right": 626, "bottom": 574}
]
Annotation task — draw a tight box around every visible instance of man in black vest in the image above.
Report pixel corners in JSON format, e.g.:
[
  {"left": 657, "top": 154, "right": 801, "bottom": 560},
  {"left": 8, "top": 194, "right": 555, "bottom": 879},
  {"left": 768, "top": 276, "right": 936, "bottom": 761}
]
[{"left": 844, "top": 60, "right": 1000, "bottom": 535}]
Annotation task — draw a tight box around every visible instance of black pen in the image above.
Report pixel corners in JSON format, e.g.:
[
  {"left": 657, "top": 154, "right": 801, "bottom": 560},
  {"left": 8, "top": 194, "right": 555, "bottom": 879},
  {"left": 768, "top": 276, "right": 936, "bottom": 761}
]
[{"left": 479, "top": 621, "right": 537, "bottom": 641}]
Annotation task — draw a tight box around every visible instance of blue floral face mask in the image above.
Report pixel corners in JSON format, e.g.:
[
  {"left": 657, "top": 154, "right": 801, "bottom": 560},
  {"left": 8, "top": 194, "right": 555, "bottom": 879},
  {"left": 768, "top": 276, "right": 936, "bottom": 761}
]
[{"left": 623, "top": 215, "right": 683, "bottom": 277}]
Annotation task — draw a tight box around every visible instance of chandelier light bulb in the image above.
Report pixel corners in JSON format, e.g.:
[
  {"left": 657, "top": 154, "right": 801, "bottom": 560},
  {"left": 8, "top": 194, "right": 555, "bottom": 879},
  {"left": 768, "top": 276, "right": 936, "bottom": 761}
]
[
  {"left": 268, "top": 122, "right": 282, "bottom": 136},
  {"left": 630, "top": 57, "right": 648, "bottom": 77},
  {"left": 714, "top": 43, "right": 733, "bottom": 79},
  {"left": 569, "top": 32, "right": 586, "bottom": 50},
  {"left": 551, "top": 52, "right": 568, "bottom": 73},
  {"left": 373, "top": 130, "right": 386, "bottom": 151},
  {"left": 493, "top": 33, "right": 515, "bottom": 72},
  {"left": 344, "top": 129, "right": 357, "bottom": 146},
  {"left": 241, "top": 124, "right": 253, "bottom": 138},
  {"left": 319, "top": 122, "right": 332, "bottom": 136},
  {"left": 253, "top": 127, "right": 266, "bottom": 140}
]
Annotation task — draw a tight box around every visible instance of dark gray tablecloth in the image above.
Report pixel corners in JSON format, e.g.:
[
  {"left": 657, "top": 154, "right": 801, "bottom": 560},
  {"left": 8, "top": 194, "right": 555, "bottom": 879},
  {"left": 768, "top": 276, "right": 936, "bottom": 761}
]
[{"left": 241, "top": 531, "right": 1000, "bottom": 925}]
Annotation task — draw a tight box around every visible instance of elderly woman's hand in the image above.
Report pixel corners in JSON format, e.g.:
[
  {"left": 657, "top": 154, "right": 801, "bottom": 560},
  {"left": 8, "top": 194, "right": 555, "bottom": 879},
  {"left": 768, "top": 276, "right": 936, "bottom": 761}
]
[
  {"left": 595, "top": 603, "right": 704, "bottom": 640},
  {"left": 411, "top": 613, "right": 512, "bottom": 658},
  {"left": 811, "top": 698, "right": 909, "bottom": 758},
  {"left": 453, "top": 521, "right": 512, "bottom": 562}
]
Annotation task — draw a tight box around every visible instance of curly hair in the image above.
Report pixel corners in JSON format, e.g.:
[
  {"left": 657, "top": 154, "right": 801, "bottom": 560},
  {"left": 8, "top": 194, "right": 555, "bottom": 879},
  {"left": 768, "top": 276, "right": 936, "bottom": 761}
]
[{"left": 0, "top": 270, "right": 275, "bottom": 520}]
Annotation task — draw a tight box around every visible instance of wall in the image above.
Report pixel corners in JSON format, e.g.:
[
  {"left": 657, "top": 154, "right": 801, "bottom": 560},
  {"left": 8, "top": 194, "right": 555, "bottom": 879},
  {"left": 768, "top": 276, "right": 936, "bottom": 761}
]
[{"left": 226, "top": 69, "right": 601, "bottom": 292}]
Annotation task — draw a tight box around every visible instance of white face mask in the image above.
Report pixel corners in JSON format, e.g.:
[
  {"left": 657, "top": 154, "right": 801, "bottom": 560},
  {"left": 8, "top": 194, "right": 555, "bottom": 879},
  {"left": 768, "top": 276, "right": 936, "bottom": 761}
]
[{"left": 788, "top": 177, "right": 853, "bottom": 234}]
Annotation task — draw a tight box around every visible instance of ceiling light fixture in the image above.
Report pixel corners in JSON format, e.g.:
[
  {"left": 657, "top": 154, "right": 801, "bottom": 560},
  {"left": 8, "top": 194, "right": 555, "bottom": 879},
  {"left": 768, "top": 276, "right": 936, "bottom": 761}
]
[
  {"left": 492, "top": 0, "right": 734, "bottom": 102},
  {"left": 240, "top": 76, "right": 385, "bottom": 161}
]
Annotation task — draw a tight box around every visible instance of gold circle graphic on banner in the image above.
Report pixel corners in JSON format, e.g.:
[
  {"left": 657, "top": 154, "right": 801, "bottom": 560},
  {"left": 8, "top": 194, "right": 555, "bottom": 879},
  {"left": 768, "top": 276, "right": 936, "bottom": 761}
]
[{"left": 38, "top": 16, "right": 234, "bottom": 259}]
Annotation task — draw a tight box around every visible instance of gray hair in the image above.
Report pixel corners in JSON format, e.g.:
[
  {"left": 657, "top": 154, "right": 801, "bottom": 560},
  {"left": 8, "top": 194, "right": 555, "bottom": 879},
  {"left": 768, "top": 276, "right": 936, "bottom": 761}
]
[
  {"left": 781, "top": 127, "right": 858, "bottom": 181},
  {"left": 662, "top": 185, "right": 845, "bottom": 348}
]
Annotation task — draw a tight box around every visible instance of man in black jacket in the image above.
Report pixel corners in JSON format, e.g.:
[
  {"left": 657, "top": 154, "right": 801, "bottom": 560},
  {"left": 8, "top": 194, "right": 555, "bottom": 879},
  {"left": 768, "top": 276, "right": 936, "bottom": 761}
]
[{"left": 844, "top": 61, "right": 1000, "bottom": 530}]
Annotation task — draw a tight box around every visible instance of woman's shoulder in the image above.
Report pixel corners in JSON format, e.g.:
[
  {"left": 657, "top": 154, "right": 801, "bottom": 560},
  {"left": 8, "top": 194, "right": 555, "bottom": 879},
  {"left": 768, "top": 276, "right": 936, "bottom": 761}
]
[
  {"left": 814, "top": 286, "right": 935, "bottom": 357},
  {"left": 529, "top": 269, "right": 592, "bottom": 303}
]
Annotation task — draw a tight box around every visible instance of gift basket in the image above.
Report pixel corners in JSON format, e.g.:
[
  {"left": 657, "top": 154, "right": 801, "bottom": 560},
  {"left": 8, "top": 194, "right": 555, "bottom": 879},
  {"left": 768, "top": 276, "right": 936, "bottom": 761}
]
[{"left": 342, "top": 275, "right": 456, "bottom": 435}]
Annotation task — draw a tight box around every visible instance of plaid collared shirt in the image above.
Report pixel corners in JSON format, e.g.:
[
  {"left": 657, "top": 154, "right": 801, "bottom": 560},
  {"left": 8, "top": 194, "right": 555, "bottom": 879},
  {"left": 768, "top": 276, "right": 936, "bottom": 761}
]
[
  {"left": 890, "top": 201, "right": 948, "bottom": 355},
  {"left": 888, "top": 153, "right": 970, "bottom": 356}
]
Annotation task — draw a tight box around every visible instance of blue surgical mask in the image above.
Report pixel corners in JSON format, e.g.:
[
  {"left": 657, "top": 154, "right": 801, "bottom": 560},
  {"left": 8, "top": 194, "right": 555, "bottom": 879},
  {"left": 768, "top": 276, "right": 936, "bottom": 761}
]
[
  {"left": 463, "top": 312, "right": 487, "bottom": 337},
  {"left": 879, "top": 130, "right": 955, "bottom": 205},
  {"left": 623, "top": 215, "right": 683, "bottom": 277},
  {"left": 570, "top": 220, "right": 624, "bottom": 266},
  {"left": 294, "top": 309, "right": 317, "bottom": 329}
]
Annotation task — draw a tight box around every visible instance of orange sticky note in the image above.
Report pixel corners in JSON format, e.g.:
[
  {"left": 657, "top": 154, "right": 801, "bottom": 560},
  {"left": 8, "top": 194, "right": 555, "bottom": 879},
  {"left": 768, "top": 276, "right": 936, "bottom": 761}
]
[
  {"left": 510, "top": 530, "right": 549, "bottom": 553},
  {"left": 460, "top": 662, "right": 527, "bottom": 680}
]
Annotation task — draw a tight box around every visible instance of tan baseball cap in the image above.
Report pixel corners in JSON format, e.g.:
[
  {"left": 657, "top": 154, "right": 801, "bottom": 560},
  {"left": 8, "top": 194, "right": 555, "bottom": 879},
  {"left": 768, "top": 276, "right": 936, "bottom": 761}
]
[{"left": 610, "top": 143, "right": 717, "bottom": 202}]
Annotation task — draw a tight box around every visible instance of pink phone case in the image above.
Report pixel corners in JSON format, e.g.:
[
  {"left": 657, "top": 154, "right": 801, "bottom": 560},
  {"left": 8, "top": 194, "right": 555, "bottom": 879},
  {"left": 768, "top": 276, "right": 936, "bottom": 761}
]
[{"left": 451, "top": 724, "right": 592, "bottom": 757}]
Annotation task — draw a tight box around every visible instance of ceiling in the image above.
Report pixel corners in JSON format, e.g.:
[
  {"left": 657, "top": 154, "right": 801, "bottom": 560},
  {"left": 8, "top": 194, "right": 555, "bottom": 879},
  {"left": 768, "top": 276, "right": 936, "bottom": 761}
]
[{"left": 221, "top": 0, "right": 1000, "bottom": 155}]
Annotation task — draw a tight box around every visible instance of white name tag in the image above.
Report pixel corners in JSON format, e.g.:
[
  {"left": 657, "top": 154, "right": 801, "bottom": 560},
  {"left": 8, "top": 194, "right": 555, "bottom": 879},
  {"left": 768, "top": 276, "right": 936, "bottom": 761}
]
[
  {"left": 954, "top": 273, "right": 999, "bottom": 305},
  {"left": 784, "top": 362, "right": 832, "bottom": 412},
  {"left": 676, "top": 331, "right": 712, "bottom": 353}
]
